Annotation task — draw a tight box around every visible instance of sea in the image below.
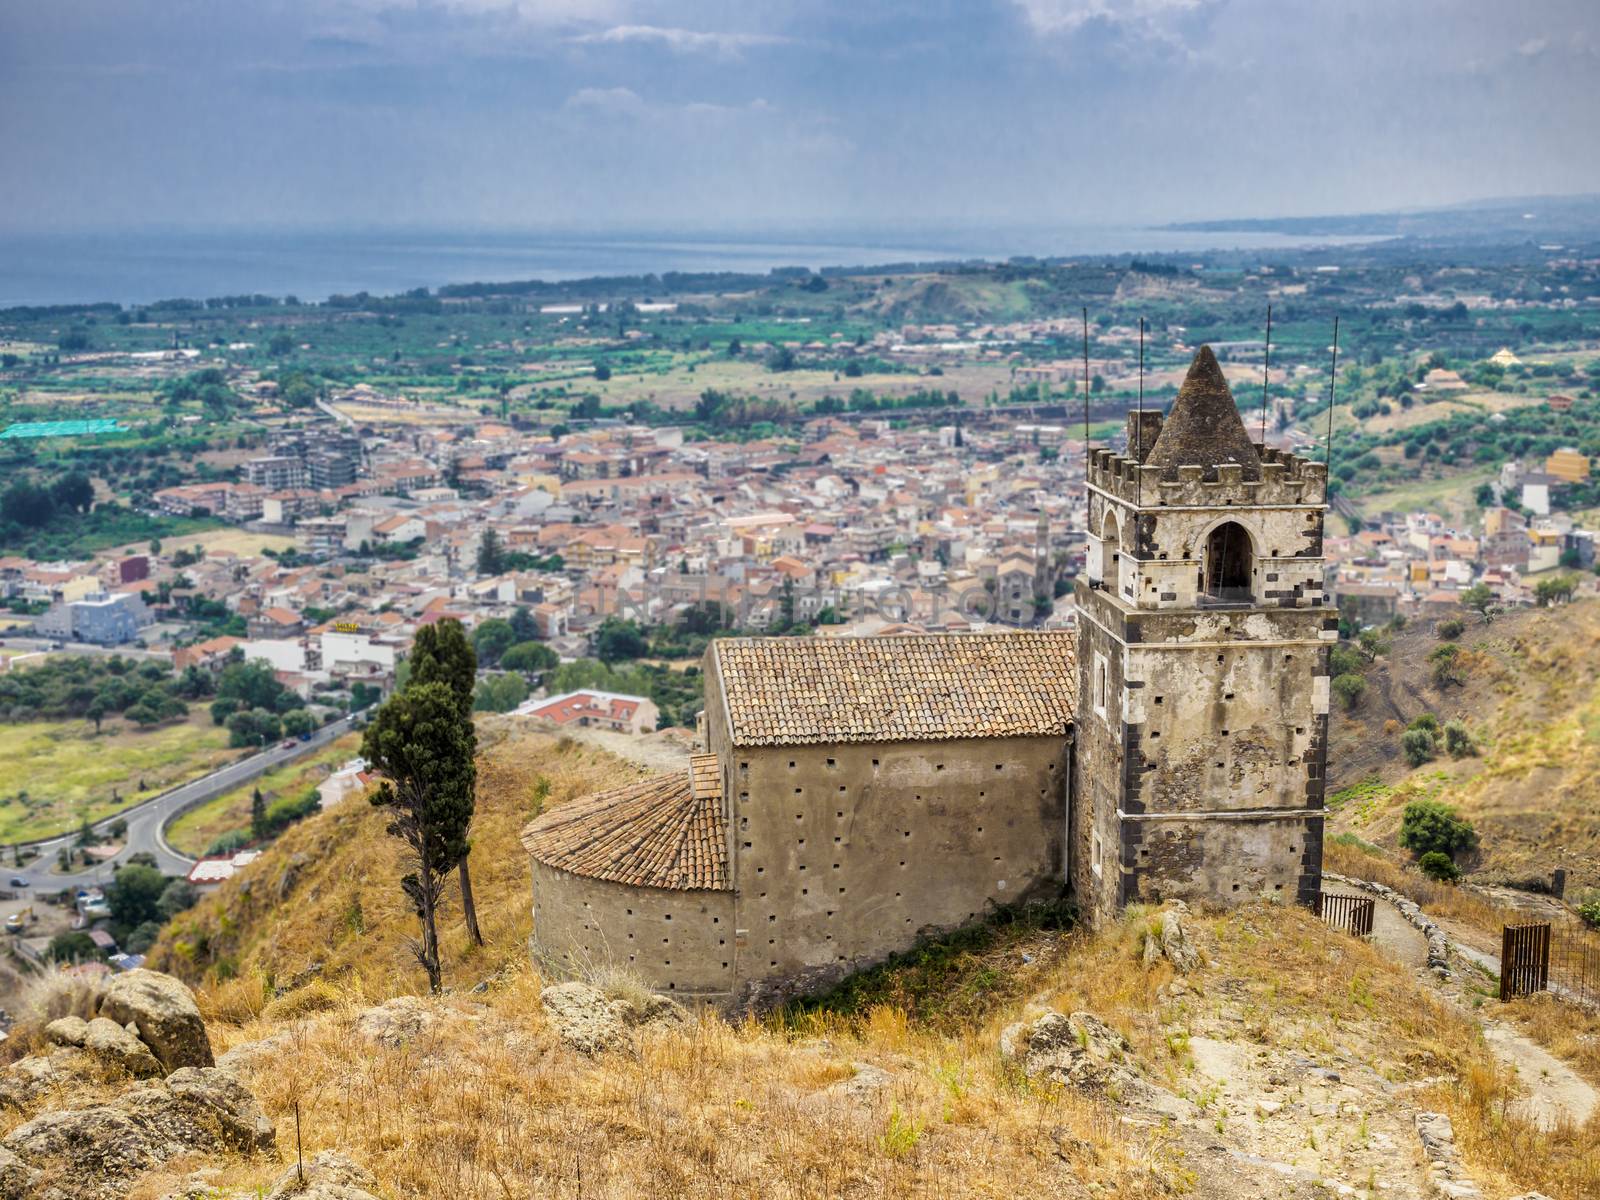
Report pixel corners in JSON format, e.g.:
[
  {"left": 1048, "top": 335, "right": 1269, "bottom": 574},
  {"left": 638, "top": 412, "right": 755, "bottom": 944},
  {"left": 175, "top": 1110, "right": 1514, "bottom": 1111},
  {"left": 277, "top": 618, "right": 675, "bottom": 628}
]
[{"left": 0, "top": 226, "right": 1384, "bottom": 309}]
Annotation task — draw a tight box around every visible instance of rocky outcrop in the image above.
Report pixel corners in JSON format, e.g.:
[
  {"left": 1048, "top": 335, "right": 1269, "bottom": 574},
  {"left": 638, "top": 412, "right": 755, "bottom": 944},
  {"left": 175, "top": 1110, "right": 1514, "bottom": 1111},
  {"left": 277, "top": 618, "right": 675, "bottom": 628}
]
[
  {"left": 999, "top": 1010, "right": 1141, "bottom": 1093},
  {"left": 540, "top": 981, "right": 687, "bottom": 1055},
  {"left": 98, "top": 970, "right": 214, "bottom": 1072},
  {"left": 354, "top": 996, "right": 435, "bottom": 1047},
  {"left": 3, "top": 1065, "right": 272, "bottom": 1200},
  {"left": 264, "top": 1151, "right": 382, "bottom": 1200},
  {"left": 0, "top": 972, "right": 274, "bottom": 1200},
  {"left": 1145, "top": 902, "right": 1202, "bottom": 973}
]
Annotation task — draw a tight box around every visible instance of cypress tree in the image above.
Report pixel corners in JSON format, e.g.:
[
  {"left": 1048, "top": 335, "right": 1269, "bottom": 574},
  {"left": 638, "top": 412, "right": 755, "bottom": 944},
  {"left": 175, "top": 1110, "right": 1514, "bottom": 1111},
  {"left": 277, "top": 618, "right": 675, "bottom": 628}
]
[{"left": 405, "top": 619, "right": 484, "bottom": 945}]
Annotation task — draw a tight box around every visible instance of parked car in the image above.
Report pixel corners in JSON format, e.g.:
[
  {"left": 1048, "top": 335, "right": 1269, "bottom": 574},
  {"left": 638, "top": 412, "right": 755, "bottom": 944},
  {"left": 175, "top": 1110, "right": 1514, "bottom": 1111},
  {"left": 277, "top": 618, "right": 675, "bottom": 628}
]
[
  {"left": 8, "top": 877, "right": 29, "bottom": 889},
  {"left": 280, "top": 739, "right": 297, "bottom": 749}
]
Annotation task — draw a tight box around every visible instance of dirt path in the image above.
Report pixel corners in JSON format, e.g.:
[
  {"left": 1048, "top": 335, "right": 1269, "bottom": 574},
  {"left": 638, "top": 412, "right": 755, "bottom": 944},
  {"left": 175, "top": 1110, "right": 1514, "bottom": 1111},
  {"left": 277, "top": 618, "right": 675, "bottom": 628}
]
[
  {"left": 1480, "top": 1019, "right": 1599, "bottom": 1131},
  {"left": 1365, "top": 891, "right": 1600, "bottom": 1134}
]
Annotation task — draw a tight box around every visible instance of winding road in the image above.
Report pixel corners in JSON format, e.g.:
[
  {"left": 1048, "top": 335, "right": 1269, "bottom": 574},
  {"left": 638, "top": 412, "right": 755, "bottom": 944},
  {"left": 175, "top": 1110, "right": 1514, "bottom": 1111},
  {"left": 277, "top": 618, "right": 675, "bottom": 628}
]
[{"left": 17, "top": 715, "right": 359, "bottom": 891}]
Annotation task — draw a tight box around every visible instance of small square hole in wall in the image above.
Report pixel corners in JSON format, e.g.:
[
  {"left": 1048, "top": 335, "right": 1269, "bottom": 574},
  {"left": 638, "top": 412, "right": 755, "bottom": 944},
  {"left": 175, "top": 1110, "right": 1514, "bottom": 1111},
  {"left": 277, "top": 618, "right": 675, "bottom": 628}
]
[
  {"left": 872, "top": 759, "right": 880, "bottom": 768},
  {"left": 1217, "top": 654, "right": 1224, "bottom": 663},
  {"left": 827, "top": 758, "right": 835, "bottom": 768},
  {"left": 935, "top": 763, "right": 945, "bottom": 772},
  {"left": 1155, "top": 696, "right": 1164, "bottom": 705},
  {"left": 801, "top": 887, "right": 808, "bottom": 895},
  {"left": 1231, "top": 883, "right": 1240, "bottom": 892},
  {"left": 836, "top": 811, "right": 843, "bottom": 818},
  {"left": 995, "top": 764, "right": 1003, "bottom": 771},
  {"left": 838, "top": 785, "right": 846, "bottom": 793},
  {"left": 1150, "top": 732, "right": 1160, "bottom": 740},
  {"left": 789, "top": 761, "right": 796, "bottom": 769},
  {"left": 1224, "top": 692, "right": 1234, "bottom": 700}
]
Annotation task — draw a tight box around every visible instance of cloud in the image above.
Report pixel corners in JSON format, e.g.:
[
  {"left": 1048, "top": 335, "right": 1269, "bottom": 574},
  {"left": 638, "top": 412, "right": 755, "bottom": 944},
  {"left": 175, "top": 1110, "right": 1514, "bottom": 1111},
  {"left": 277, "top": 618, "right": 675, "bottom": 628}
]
[
  {"left": 562, "top": 86, "right": 647, "bottom": 114},
  {"left": 1518, "top": 36, "right": 1549, "bottom": 56},
  {"left": 571, "top": 24, "right": 790, "bottom": 56},
  {"left": 1010, "top": 0, "right": 1203, "bottom": 35}
]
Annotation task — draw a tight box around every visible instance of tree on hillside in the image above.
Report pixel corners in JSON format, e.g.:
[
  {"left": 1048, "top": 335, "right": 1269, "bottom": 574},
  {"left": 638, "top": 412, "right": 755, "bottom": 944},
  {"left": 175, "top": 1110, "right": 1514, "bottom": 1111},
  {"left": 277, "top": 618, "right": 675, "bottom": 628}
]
[
  {"left": 407, "top": 619, "right": 483, "bottom": 946},
  {"left": 1460, "top": 583, "right": 1496, "bottom": 624},
  {"left": 250, "top": 787, "right": 268, "bottom": 843},
  {"left": 361, "top": 681, "right": 476, "bottom": 991}
]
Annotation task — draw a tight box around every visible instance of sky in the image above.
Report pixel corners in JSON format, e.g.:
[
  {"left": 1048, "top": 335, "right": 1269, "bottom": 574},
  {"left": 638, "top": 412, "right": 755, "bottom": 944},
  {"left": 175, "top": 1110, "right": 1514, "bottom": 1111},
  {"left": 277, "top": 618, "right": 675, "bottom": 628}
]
[{"left": 3, "top": 0, "right": 1598, "bottom": 234}]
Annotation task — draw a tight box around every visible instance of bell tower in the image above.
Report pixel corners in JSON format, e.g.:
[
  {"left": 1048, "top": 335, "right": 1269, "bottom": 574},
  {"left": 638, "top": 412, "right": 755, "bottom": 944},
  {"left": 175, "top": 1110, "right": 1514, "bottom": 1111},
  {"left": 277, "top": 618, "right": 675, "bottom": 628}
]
[{"left": 1072, "top": 346, "right": 1332, "bottom": 925}]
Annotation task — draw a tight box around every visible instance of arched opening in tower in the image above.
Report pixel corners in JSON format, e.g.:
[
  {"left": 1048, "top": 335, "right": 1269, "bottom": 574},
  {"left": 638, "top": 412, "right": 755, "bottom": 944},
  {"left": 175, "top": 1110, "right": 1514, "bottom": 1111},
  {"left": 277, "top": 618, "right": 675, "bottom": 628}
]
[
  {"left": 1099, "top": 510, "right": 1123, "bottom": 585},
  {"left": 1203, "top": 522, "right": 1253, "bottom": 604}
]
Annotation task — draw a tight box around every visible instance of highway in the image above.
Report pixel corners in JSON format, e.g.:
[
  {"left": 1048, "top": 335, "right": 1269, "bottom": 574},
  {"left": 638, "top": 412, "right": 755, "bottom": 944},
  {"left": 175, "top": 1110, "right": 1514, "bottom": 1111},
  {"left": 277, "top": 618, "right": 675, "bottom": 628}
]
[{"left": 14, "top": 714, "right": 360, "bottom": 892}]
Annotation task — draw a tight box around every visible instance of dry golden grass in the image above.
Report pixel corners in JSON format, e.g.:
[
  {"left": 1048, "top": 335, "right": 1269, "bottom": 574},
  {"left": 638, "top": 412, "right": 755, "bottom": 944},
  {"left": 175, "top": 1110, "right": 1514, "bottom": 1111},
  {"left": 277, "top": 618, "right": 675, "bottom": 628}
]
[
  {"left": 154, "top": 966, "right": 1167, "bottom": 1200},
  {"left": 150, "top": 721, "right": 656, "bottom": 1000}
]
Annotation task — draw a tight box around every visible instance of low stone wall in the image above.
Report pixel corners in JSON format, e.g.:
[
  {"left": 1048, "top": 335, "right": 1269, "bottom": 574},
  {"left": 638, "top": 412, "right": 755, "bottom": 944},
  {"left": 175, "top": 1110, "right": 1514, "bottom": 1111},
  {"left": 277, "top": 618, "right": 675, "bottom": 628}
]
[{"left": 1324, "top": 871, "right": 1451, "bottom": 976}]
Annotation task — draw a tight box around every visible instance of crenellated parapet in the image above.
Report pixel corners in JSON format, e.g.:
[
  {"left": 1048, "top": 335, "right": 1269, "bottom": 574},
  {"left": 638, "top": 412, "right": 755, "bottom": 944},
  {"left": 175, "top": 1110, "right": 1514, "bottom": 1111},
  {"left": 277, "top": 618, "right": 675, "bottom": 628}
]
[{"left": 1088, "top": 444, "right": 1327, "bottom": 508}]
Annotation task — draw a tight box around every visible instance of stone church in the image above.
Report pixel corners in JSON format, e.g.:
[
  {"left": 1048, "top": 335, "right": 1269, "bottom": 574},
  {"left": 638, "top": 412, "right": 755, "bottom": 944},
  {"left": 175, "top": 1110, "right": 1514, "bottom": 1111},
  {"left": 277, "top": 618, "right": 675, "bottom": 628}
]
[{"left": 523, "top": 346, "right": 1332, "bottom": 1007}]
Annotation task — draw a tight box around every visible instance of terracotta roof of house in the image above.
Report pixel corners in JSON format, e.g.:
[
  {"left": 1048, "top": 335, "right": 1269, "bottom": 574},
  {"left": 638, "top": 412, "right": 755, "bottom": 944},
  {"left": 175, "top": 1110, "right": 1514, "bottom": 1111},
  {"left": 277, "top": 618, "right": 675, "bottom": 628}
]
[
  {"left": 1145, "top": 345, "right": 1261, "bottom": 482},
  {"left": 521, "top": 769, "right": 730, "bottom": 892},
  {"left": 710, "top": 630, "right": 1076, "bottom": 747}
]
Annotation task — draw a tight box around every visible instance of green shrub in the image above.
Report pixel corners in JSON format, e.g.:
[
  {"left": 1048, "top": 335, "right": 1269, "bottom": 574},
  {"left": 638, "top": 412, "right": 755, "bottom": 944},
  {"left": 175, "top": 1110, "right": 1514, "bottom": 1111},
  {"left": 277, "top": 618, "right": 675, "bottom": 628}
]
[
  {"left": 1417, "top": 851, "right": 1461, "bottom": 882},
  {"left": 1399, "top": 798, "right": 1478, "bottom": 859},
  {"left": 205, "top": 829, "right": 250, "bottom": 857},
  {"left": 1442, "top": 720, "right": 1475, "bottom": 758},
  {"left": 1436, "top": 618, "right": 1464, "bottom": 641},
  {"left": 1578, "top": 894, "right": 1600, "bottom": 930},
  {"left": 1401, "top": 727, "right": 1436, "bottom": 766},
  {"left": 1409, "top": 712, "right": 1439, "bottom": 733},
  {"left": 1332, "top": 673, "right": 1367, "bottom": 711}
]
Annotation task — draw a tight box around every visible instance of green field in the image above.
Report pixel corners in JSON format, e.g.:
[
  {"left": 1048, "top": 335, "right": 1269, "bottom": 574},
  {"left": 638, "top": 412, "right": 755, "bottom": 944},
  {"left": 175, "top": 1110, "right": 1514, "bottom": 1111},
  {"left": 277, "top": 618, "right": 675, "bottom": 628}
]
[
  {"left": 164, "top": 733, "right": 362, "bottom": 857},
  {"left": 0, "top": 713, "right": 235, "bottom": 844}
]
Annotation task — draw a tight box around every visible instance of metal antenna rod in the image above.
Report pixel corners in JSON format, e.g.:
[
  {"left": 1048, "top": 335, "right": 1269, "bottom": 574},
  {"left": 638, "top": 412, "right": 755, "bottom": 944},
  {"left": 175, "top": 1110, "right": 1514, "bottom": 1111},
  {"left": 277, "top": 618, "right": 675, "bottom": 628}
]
[
  {"left": 1259, "top": 304, "right": 1273, "bottom": 445},
  {"left": 1136, "top": 316, "right": 1145, "bottom": 506},
  {"left": 1324, "top": 315, "right": 1340, "bottom": 468},
  {"left": 1082, "top": 307, "right": 1090, "bottom": 474}
]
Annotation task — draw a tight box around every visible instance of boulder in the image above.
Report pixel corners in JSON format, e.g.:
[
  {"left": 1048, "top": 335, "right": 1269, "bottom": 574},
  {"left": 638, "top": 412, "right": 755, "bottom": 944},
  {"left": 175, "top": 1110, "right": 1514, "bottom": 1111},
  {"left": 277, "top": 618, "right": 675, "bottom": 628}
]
[
  {"left": 0, "top": 1146, "right": 38, "bottom": 1199},
  {"left": 999, "top": 1010, "right": 1140, "bottom": 1093},
  {"left": 265, "top": 1151, "right": 382, "bottom": 1200},
  {"left": 0, "top": 1056, "right": 67, "bottom": 1110},
  {"left": 162, "top": 1067, "right": 276, "bottom": 1151},
  {"left": 1, "top": 1067, "right": 273, "bottom": 1200},
  {"left": 354, "top": 996, "right": 435, "bottom": 1047},
  {"left": 43, "top": 1018, "right": 89, "bottom": 1049},
  {"left": 83, "top": 1018, "right": 161, "bottom": 1079},
  {"left": 2, "top": 1104, "right": 157, "bottom": 1197},
  {"left": 1159, "top": 905, "right": 1202, "bottom": 973},
  {"left": 97, "top": 971, "right": 213, "bottom": 1072},
  {"left": 540, "top": 981, "right": 687, "bottom": 1055}
]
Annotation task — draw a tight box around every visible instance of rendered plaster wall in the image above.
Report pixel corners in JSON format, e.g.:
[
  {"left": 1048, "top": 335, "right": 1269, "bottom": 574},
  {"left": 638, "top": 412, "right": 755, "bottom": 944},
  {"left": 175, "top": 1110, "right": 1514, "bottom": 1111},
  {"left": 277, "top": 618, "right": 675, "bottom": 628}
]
[
  {"left": 529, "top": 859, "right": 736, "bottom": 1001},
  {"left": 727, "top": 735, "right": 1069, "bottom": 1006}
]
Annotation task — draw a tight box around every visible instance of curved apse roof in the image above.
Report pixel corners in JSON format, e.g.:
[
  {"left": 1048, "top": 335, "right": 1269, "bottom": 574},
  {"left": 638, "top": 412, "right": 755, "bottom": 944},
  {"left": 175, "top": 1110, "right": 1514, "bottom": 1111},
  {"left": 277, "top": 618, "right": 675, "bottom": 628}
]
[{"left": 521, "top": 756, "right": 730, "bottom": 892}]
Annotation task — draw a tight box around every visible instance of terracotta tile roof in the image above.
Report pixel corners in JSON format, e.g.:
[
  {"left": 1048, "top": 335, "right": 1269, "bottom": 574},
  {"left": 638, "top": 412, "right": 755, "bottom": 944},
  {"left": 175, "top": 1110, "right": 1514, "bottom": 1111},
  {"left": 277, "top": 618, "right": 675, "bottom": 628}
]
[
  {"left": 521, "top": 769, "right": 730, "bottom": 892},
  {"left": 711, "top": 630, "right": 1076, "bottom": 747},
  {"left": 689, "top": 753, "right": 721, "bottom": 801}
]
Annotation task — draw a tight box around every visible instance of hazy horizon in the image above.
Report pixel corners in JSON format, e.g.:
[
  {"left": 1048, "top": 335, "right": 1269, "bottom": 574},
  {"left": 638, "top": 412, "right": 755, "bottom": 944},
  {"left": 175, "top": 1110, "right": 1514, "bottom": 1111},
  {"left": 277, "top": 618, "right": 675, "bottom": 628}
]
[{"left": 5, "top": 1, "right": 1599, "bottom": 237}]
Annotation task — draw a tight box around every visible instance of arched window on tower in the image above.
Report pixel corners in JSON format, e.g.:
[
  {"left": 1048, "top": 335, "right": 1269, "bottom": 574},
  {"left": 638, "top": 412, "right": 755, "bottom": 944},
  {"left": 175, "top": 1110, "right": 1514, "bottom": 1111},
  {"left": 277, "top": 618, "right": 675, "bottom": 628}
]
[
  {"left": 1098, "top": 510, "right": 1122, "bottom": 590},
  {"left": 1202, "top": 521, "right": 1253, "bottom": 605}
]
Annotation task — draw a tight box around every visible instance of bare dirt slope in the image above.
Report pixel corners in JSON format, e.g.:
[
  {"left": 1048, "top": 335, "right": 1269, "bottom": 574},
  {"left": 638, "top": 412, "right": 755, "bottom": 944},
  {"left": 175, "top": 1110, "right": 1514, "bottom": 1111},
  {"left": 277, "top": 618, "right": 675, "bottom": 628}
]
[{"left": 1328, "top": 598, "right": 1600, "bottom": 892}]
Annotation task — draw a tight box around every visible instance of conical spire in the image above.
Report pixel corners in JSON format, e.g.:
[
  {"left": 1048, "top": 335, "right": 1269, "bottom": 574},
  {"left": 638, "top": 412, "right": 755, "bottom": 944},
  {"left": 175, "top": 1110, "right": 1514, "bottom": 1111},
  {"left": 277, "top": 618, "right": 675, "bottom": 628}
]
[{"left": 1143, "top": 345, "right": 1261, "bottom": 481}]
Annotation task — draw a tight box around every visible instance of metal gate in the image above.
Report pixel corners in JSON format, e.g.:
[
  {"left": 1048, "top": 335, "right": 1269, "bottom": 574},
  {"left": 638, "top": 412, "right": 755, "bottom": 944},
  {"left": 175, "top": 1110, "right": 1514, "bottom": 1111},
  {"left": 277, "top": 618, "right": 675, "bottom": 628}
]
[
  {"left": 1500, "top": 922, "right": 1551, "bottom": 1001},
  {"left": 1315, "top": 892, "right": 1375, "bottom": 937}
]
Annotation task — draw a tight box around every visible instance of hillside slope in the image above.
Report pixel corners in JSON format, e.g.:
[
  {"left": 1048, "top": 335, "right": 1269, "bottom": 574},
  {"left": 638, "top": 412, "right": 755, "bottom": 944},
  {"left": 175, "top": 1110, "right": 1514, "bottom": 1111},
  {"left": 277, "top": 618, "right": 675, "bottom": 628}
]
[
  {"left": 149, "top": 719, "right": 657, "bottom": 999},
  {"left": 1327, "top": 598, "right": 1600, "bottom": 893}
]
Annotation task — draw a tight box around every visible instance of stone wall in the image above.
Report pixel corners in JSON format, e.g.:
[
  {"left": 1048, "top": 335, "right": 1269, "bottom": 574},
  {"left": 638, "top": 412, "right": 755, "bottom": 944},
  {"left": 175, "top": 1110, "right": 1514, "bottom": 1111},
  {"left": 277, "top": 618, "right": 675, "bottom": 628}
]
[
  {"left": 529, "top": 859, "right": 736, "bottom": 1001},
  {"left": 728, "top": 734, "right": 1069, "bottom": 1006}
]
